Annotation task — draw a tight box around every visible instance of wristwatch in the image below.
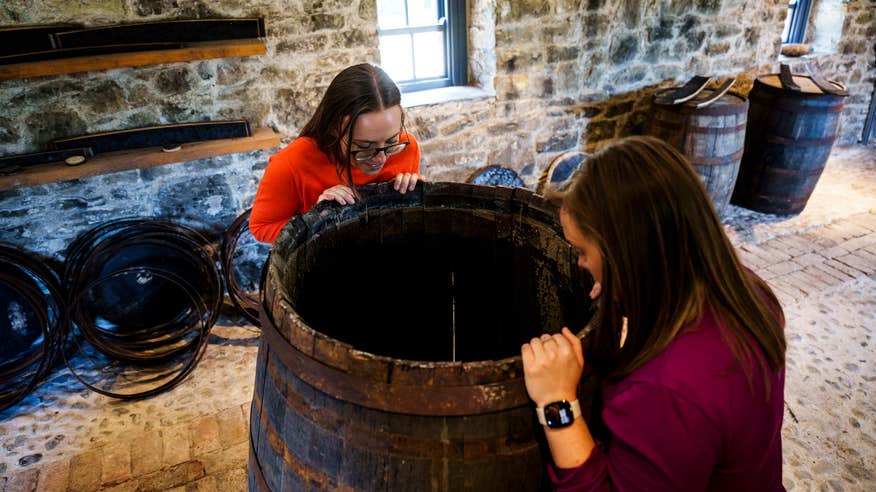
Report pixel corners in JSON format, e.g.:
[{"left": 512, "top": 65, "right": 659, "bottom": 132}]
[{"left": 536, "top": 400, "right": 581, "bottom": 428}]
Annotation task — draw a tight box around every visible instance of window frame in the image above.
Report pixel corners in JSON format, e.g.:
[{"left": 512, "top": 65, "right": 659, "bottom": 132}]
[
  {"left": 783, "top": 0, "right": 813, "bottom": 44},
  {"left": 377, "top": 0, "right": 468, "bottom": 93}
]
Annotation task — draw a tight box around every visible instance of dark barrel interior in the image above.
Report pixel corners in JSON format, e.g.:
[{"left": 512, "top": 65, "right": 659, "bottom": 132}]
[{"left": 283, "top": 185, "right": 594, "bottom": 363}]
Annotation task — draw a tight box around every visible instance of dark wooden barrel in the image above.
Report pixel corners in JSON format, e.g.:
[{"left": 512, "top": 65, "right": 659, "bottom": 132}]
[
  {"left": 731, "top": 74, "right": 847, "bottom": 214},
  {"left": 248, "top": 182, "right": 596, "bottom": 491},
  {"left": 646, "top": 89, "right": 749, "bottom": 216}
]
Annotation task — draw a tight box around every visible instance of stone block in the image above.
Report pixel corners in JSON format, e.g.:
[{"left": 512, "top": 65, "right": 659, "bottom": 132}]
[
  {"left": 101, "top": 440, "right": 132, "bottom": 486},
  {"left": 822, "top": 258, "right": 867, "bottom": 279},
  {"left": 584, "top": 119, "right": 617, "bottom": 143},
  {"left": 610, "top": 34, "right": 638, "bottom": 64},
  {"left": 100, "top": 479, "right": 141, "bottom": 492},
  {"left": 34, "top": 458, "right": 70, "bottom": 492},
  {"left": 68, "top": 449, "right": 103, "bottom": 492},
  {"left": 217, "top": 407, "right": 248, "bottom": 450},
  {"left": 309, "top": 13, "right": 344, "bottom": 30},
  {"left": 792, "top": 253, "right": 826, "bottom": 268},
  {"left": 4, "top": 468, "right": 38, "bottom": 492},
  {"left": 131, "top": 431, "right": 164, "bottom": 478},
  {"left": 215, "top": 467, "right": 248, "bottom": 492},
  {"left": 190, "top": 475, "right": 220, "bottom": 492},
  {"left": 800, "top": 266, "right": 841, "bottom": 288},
  {"left": 136, "top": 461, "right": 206, "bottom": 492},
  {"left": 838, "top": 232, "right": 876, "bottom": 253},
  {"left": 766, "top": 260, "right": 801, "bottom": 277},
  {"left": 835, "top": 252, "right": 876, "bottom": 275},
  {"left": 190, "top": 416, "right": 222, "bottom": 457},
  {"left": 782, "top": 270, "right": 829, "bottom": 296},
  {"left": 757, "top": 243, "right": 793, "bottom": 264},
  {"left": 438, "top": 117, "right": 474, "bottom": 137},
  {"left": 767, "top": 278, "right": 805, "bottom": 304},
  {"left": 535, "top": 132, "right": 578, "bottom": 153},
  {"left": 547, "top": 45, "right": 580, "bottom": 63},
  {"left": 196, "top": 442, "right": 248, "bottom": 475},
  {"left": 161, "top": 424, "right": 191, "bottom": 468}
]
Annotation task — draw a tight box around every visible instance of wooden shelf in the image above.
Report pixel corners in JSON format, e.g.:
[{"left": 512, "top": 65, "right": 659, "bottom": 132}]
[
  {"left": 0, "top": 127, "right": 280, "bottom": 192},
  {"left": 0, "top": 38, "right": 265, "bottom": 81}
]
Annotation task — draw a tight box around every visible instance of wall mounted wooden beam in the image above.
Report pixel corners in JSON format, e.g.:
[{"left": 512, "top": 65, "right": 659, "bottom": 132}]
[
  {"left": 0, "top": 127, "right": 280, "bottom": 191},
  {"left": 0, "top": 38, "right": 265, "bottom": 81}
]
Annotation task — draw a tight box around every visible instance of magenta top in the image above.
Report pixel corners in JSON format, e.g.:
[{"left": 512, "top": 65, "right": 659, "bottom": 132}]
[{"left": 550, "top": 308, "right": 785, "bottom": 491}]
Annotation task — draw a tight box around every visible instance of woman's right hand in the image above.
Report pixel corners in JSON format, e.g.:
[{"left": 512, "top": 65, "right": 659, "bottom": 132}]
[
  {"left": 521, "top": 327, "right": 584, "bottom": 407},
  {"left": 317, "top": 184, "right": 356, "bottom": 205}
]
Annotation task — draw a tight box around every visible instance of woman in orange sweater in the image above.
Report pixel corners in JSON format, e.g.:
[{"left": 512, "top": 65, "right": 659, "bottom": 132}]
[{"left": 250, "top": 63, "right": 422, "bottom": 243}]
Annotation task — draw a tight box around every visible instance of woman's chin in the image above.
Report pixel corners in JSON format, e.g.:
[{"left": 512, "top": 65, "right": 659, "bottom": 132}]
[{"left": 356, "top": 162, "right": 384, "bottom": 175}]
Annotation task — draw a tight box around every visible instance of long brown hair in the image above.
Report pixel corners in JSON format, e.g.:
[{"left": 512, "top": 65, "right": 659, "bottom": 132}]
[
  {"left": 299, "top": 63, "right": 403, "bottom": 191},
  {"left": 563, "top": 136, "right": 785, "bottom": 396}
]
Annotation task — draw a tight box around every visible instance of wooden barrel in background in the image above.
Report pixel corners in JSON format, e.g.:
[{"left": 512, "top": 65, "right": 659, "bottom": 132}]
[
  {"left": 731, "top": 74, "right": 846, "bottom": 215},
  {"left": 248, "top": 182, "right": 596, "bottom": 492},
  {"left": 646, "top": 89, "right": 749, "bottom": 216}
]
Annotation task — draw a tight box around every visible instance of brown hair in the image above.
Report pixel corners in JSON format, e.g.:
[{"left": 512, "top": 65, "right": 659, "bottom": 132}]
[
  {"left": 562, "top": 136, "right": 785, "bottom": 396},
  {"left": 299, "top": 63, "right": 403, "bottom": 191}
]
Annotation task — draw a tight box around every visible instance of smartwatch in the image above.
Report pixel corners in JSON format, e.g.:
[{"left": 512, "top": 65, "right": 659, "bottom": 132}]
[{"left": 536, "top": 400, "right": 581, "bottom": 429}]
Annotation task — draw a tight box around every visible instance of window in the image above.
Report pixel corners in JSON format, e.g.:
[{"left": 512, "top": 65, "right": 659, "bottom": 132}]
[
  {"left": 782, "top": 0, "right": 812, "bottom": 44},
  {"left": 377, "top": 0, "right": 467, "bottom": 92}
]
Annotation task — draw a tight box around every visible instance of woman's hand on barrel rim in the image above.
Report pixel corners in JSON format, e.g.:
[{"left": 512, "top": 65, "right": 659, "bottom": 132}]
[
  {"left": 393, "top": 172, "right": 422, "bottom": 193},
  {"left": 521, "top": 327, "right": 584, "bottom": 407},
  {"left": 318, "top": 184, "right": 356, "bottom": 205}
]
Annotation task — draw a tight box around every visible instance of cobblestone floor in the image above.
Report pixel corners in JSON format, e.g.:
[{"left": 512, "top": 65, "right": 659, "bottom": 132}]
[{"left": 1, "top": 145, "right": 875, "bottom": 491}]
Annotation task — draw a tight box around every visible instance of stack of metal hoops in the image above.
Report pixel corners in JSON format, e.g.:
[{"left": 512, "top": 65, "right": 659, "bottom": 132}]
[
  {"left": 62, "top": 218, "right": 222, "bottom": 399},
  {"left": 220, "top": 208, "right": 261, "bottom": 326},
  {"left": 0, "top": 244, "right": 65, "bottom": 412}
]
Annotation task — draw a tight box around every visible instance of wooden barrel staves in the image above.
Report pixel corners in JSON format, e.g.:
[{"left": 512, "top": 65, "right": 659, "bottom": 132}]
[
  {"left": 249, "top": 182, "right": 596, "bottom": 491},
  {"left": 731, "top": 74, "right": 846, "bottom": 215},
  {"left": 646, "top": 89, "right": 749, "bottom": 216}
]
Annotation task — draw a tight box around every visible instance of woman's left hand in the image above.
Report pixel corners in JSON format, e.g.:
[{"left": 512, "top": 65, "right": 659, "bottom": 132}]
[
  {"left": 521, "top": 327, "right": 584, "bottom": 407},
  {"left": 393, "top": 173, "right": 422, "bottom": 194}
]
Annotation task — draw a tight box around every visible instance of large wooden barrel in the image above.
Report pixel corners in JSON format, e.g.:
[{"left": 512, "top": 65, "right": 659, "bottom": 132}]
[
  {"left": 646, "top": 89, "right": 749, "bottom": 216},
  {"left": 248, "top": 182, "right": 596, "bottom": 491},
  {"left": 731, "top": 74, "right": 847, "bottom": 214}
]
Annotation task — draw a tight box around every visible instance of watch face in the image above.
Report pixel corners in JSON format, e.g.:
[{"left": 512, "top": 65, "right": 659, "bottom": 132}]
[{"left": 544, "top": 401, "right": 575, "bottom": 428}]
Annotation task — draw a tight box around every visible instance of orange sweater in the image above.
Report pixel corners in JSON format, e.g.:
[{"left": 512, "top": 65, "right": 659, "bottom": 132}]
[{"left": 249, "top": 132, "right": 421, "bottom": 243}]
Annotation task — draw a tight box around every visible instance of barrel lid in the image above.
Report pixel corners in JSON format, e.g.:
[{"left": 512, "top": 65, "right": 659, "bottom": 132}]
[{"left": 759, "top": 74, "right": 845, "bottom": 95}]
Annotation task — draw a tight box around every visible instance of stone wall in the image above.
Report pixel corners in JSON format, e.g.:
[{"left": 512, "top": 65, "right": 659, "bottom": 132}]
[{"left": 0, "top": 0, "right": 873, "bottom": 262}]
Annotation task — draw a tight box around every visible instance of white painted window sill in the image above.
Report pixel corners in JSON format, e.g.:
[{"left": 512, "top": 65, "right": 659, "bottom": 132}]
[{"left": 401, "top": 86, "right": 495, "bottom": 108}]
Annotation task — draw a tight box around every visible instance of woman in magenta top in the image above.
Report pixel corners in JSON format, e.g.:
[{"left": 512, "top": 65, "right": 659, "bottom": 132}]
[{"left": 522, "top": 136, "right": 786, "bottom": 491}]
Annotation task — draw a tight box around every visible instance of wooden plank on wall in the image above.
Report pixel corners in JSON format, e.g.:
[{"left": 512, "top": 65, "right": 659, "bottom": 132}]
[
  {"left": 0, "top": 127, "right": 281, "bottom": 191},
  {"left": 0, "top": 38, "right": 265, "bottom": 81}
]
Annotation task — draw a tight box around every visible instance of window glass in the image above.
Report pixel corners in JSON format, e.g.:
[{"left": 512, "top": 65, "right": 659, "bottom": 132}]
[
  {"left": 377, "top": 0, "right": 407, "bottom": 30},
  {"left": 413, "top": 31, "right": 445, "bottom": 79},
  {"left": 379, "top": 33, "right": 415, "bottom": 81},
  {"left": 407, "top": 0, "right": 440, "bottom": 27}
]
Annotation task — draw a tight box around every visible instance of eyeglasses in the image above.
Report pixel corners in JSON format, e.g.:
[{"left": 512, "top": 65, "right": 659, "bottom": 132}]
[{"left": 351, "top": 140, "right": 410, "bottom": 161}]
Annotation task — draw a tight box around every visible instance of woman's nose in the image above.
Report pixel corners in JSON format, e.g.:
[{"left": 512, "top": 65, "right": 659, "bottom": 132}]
[{"left": 577, "top": 256, "right": 587, "bottom": 270}]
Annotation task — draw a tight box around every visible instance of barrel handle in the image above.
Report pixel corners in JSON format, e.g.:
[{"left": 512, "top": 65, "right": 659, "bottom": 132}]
[
  {"left": 779, "top": 64, "right": 802, "bottom": 92},
  {"left": 693, "top": 77, "right": 737, "bottom": 109},
  {"left": 804, "top": 61, "right": 849, "bottom": 96}
]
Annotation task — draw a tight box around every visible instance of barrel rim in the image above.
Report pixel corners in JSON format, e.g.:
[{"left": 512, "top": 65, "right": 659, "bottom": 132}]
[{"left": 266, "top": 181, "right": 589, "bottom": 380}]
